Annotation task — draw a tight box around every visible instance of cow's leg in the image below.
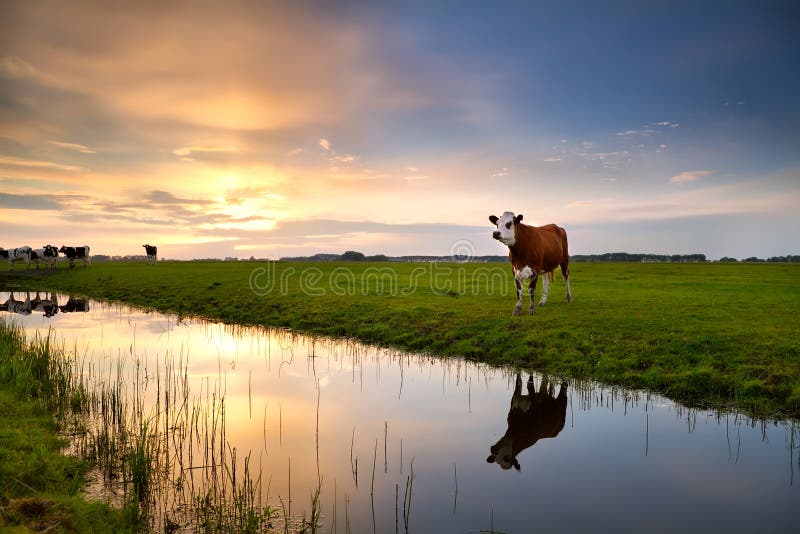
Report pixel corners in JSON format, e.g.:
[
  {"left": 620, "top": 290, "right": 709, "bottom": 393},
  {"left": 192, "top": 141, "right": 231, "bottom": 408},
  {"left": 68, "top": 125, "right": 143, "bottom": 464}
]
[
  {"left": 527, "top": 375, "right": 535, "bottom": 395},
  {"left": 528, "top": 272, "right": 538, "bottom": 315},
  {"left": 561, "top": 262, "right": 572, "bottom": 303},
  {"left": 513, "top": 277, "right": 522, "bottom": 316},
  {"left": 538, "top": 271, "right": 550, "bottom": 306}
]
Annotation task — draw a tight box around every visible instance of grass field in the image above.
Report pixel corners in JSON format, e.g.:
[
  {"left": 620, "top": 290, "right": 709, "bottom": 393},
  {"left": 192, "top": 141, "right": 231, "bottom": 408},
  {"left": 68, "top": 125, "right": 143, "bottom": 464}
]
[{"left": 2, "top": 260, "right": 799, "bottom": 418}]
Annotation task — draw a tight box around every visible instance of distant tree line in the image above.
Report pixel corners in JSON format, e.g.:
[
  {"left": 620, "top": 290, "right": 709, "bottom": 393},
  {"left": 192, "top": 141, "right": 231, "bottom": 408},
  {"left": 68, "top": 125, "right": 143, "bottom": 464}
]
[
  {"left": 571, "top": 253, "right": 708, "bottom": 263},
  {"left": 719, "top": 255, "right": 800, "bottom": 263},
  {"left": 279, "top": 251, "right": 800, "bottom": 263}
]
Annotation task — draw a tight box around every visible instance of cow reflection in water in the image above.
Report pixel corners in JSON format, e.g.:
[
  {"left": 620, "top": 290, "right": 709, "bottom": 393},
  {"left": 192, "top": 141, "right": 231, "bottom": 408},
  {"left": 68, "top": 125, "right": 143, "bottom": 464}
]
[
  {"left": 487, "top": 374, "right": 567, "bottom": 471},
  {"left": 1, "top": 292, "right": 61, "bottom": 317},
  {"left": 1, "top": 292, "right": 32, "bottom": 315},
  {"left": 32, "top": 292, "right": 59, "bottom": 317},
  {"left": 59, "top": 297, "right": 89, "bottom": 313}
]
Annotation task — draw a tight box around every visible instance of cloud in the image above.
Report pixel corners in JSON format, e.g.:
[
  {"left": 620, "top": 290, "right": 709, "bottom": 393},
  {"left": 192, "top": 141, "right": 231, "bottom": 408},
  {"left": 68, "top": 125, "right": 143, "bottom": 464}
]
[
  {"left": 567, "top": 200, "right": 594, "bottom": 208},
  {"left": 615, "top": 125, "right": 658, "bottom": 137},
  {"left": 319, "top": 138, "right": 332, "bottom": 151},
  {"left": 0, "top": 155, "right": 81, "bottom": 172},
  {"left": 0, "top": 192, "right": 63, "bottom": 211},
  {"left": 0, "top": 56, "right": 39, "bottom": 79},
  {"left": 329, "top": 154, "right": 358, "bottom": 164},
  {"left": 172, "top": 146, "right": 238, "bottom": 157},
  {"left": 48, "top": 141, "right": 96, "bottom": 154},
  {"left": 145, "top": 190, "right": 212, "bottom": 205},
  {"left": 670, "top": 170, "right": 712, "bottom": 184},
  {"left": 543, "top": 156, "right": 562, "bottom": 162},
  {"left": 490, "top": 167, "right": 508, "bottom": 177}
]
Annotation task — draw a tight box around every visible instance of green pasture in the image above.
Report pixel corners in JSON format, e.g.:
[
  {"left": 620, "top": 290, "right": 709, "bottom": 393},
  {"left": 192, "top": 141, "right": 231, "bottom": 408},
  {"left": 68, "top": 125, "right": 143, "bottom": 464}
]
[{"left": 2, "top": 260, "right": 799, "bottom": 418}]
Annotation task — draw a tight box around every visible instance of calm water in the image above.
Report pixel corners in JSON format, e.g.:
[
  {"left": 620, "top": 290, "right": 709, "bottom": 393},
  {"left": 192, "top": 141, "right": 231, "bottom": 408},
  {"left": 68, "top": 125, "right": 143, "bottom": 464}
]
[{"left": 1, "top": 290, "right": 798, "bottom": 533}]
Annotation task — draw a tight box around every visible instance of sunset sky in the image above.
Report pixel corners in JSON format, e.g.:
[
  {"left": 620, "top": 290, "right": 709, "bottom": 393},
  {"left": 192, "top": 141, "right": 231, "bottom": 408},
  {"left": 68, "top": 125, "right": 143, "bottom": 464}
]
[{"left": 1, "top": 1, "right": 798, "bottom": 260}]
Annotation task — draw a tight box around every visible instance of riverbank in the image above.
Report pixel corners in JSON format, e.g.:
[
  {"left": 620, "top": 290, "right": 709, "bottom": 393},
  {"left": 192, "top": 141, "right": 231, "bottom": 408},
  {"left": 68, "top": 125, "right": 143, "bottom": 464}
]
[
  {"left": 2, "top": 261, "right": 799, "bottom": 418},
  {"left": 0, "top": 322, "right": 134, "bottom": 532}
]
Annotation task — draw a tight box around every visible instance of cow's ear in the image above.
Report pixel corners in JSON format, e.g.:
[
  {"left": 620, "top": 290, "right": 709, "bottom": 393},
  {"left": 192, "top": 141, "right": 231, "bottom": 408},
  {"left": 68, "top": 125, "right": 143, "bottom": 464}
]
[
  {"left": 514, "top": 214, "right": 523, "bottom": 224},
  {"left": 486, "top": 455, "right": 496, "bottom": 464},
  {"left": 489, "top": 215, "right": 498, "bottom": 225}
]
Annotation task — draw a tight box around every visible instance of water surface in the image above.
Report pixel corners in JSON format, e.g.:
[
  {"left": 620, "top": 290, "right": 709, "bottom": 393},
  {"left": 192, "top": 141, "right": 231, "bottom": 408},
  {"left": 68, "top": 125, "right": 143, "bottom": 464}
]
[{"left": 2, "top": 290, "right": 798, "bottom": 533}]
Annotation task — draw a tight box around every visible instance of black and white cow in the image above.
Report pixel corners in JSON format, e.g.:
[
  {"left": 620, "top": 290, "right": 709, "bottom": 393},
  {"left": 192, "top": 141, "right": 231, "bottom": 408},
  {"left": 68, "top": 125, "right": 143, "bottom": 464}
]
[
  {"left": 59, "top": 245, "right": 91, "bottom": 268},
  {"left": 2, "top": 246, "right": 32, "bottom": 270},
  {"left": 30, "top": 245, "right": 59, "bottom": 270},
  {"left": 143, "top": 244, "right": 157, "bottom": 264}
]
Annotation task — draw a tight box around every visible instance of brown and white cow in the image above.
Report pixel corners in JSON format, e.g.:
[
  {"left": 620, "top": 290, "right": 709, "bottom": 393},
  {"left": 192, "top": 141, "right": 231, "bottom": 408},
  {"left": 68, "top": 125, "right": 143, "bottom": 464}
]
[
  {"left": 489, "top": 211, "right": 572, "bottom": 315},
  {"left": 487, "top": 374, "right": 567, "bottom": 471}
]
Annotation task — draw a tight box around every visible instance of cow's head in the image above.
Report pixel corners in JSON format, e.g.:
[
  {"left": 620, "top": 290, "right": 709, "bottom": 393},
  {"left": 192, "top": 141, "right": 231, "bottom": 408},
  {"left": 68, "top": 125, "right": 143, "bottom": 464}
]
[
  {"left": 486, "top": 437, "right": 521, "bottom": 471},
  {"left": 489, "top": 211, "right": 523, "bottom": 246},
  {"left": 59, "top": 246, "right": 67, "bottom": 253}
]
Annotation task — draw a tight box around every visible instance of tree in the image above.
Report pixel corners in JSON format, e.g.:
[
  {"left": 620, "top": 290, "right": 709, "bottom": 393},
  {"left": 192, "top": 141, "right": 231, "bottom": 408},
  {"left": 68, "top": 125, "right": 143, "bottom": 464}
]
[{"left": 341, "top": 251, "right": 366, "bottom": 261}]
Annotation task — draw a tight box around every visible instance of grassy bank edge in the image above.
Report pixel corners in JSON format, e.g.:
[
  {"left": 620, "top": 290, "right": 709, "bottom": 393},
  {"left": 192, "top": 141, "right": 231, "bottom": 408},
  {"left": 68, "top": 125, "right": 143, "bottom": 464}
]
[{"left": 0, "top": 321, "right": 137, "bottom": 532}]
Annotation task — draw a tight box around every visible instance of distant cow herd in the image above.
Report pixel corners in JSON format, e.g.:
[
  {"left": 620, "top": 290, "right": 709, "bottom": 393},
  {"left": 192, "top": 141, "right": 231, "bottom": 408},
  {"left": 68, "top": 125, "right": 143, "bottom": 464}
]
[{"left": 0, "top": 244, "right": 157, "bottom": 270}]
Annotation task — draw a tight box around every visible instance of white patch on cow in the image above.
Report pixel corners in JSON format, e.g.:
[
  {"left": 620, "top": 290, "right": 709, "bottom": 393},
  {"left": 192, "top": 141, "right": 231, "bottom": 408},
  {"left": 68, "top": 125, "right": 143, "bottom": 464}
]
[
  {"left": 492, "top": 211, "right": 518, "bottom": 246},
  {"left": 539, "top": 272, "right": 550, "bottom": 305},
  {"left": 513, "top": 265, "right": 533, "bottom": 281},
  {"left": 488, "top": 438, "right": 516, "bottom": 470}
]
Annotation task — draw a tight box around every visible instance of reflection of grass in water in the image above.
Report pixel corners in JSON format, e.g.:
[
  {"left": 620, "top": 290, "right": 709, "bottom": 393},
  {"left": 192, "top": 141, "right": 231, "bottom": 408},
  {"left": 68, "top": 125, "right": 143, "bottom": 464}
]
[
  {"left": 0, "top": 321, "right": 132, "bottom": 530},
  {"left": 1, "top": 319, "right": 282, "bottom": 531}
]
